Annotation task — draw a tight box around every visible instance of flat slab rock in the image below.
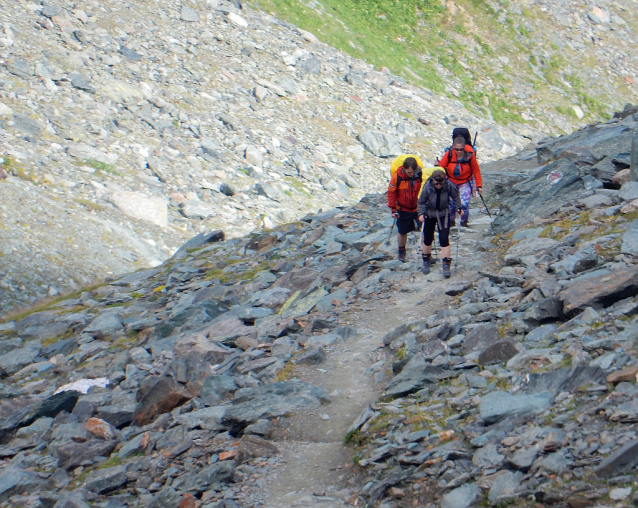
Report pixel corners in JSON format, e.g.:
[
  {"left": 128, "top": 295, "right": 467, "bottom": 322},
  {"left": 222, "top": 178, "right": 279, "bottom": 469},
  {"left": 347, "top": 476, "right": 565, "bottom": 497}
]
[{"left": 559, "top": 266, "right": 638, "bottom": 315}]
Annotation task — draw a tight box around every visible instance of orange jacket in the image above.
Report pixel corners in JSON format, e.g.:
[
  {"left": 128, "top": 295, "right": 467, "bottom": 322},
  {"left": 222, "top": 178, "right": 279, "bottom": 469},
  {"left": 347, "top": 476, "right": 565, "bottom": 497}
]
[
  {"left": 387, "top": 168, "right": 422, "bottom": 212},
  {"left": 438, "top": 144, "right": 482, "bottom": 188}
]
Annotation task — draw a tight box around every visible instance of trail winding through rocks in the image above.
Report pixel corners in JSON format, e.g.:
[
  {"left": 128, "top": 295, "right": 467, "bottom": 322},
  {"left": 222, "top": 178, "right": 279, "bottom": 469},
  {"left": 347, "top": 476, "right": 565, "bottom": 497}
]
[{"left": 256, "top": 212, "right": 492, "bottom": 507}]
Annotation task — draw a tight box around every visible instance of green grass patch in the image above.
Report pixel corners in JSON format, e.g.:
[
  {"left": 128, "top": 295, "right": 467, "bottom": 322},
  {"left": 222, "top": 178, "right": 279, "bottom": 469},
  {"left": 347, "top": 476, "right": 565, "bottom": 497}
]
[{"left": 74, "top": 198, "right": 105, "bottom": 211}]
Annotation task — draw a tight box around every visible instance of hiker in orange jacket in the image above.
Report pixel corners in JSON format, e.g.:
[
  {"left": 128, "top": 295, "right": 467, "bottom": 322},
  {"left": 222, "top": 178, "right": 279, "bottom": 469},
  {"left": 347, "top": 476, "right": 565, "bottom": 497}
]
[
  {"left": 387, "top": 157, "right": 425, "bottom": 263},
  {"left": 438, "top": 136, "right": 483, "bottom": 227}
]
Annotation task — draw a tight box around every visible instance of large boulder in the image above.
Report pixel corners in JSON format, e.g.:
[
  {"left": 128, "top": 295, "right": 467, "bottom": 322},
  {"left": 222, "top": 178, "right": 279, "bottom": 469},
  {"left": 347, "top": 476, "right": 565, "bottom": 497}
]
[{"left": 491, "top": 159, "right": 584, "bottom": 234}]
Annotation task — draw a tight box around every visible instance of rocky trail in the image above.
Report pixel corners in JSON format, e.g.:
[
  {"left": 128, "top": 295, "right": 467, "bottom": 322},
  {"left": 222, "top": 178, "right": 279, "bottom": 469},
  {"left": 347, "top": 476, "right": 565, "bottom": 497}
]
[{"left": 2, "top": 108, "right": 638, "bottom": 508}]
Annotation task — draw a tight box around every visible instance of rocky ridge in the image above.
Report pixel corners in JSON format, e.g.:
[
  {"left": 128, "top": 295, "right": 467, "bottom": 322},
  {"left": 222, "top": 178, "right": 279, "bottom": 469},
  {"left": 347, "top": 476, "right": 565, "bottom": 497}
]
[
  {"left": 0, "top": 107, "right": 638, "bottom": 507},
  {"left": 0, "top": 0, "right": 544, "bottom": 314}
]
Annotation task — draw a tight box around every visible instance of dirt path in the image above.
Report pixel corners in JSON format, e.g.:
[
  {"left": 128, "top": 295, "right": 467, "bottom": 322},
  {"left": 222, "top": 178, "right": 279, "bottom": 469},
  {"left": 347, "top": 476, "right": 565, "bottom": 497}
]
[{"left": 257, "top": 212, "right": 492, "bottom": 507}]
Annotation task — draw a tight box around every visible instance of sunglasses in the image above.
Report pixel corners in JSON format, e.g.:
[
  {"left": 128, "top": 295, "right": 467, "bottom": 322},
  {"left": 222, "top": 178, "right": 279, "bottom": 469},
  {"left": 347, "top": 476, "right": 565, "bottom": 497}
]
[{"left": 433, "top": 180, "right": 445, "bottom": 185}]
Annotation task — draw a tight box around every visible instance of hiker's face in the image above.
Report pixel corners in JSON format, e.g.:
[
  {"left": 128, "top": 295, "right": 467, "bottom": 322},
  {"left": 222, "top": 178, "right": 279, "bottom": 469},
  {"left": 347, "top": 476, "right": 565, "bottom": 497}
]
[
  {"left": 453, "top": 144, "right": 465, "bottom": 155},
  {"left": 404, "top": 167, "right": 416, "bottom": 177}
]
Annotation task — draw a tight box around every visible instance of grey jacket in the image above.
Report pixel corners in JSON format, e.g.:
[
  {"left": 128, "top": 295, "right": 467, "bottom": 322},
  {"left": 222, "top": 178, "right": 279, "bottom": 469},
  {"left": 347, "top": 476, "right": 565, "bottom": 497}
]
[{"left": 417, "top": 180, "right": 462, "bottom": 227}]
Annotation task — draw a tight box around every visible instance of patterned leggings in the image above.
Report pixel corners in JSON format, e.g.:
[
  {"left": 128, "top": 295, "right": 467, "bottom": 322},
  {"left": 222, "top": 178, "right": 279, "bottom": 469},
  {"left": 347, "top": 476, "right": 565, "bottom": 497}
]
[{"left": 449, "top": 182, "right": 472, "bottom": 223}]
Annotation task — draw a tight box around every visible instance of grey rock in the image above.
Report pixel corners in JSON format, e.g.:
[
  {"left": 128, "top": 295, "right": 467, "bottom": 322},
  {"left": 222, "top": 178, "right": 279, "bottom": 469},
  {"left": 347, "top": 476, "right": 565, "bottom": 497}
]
[
  {"left": 0, "top": 466, "right": 45, "bottom": 502},
  {"left": 488, "top": 471, "right": 522, "bottom": 504},
  {"left": 222, "top": 380, "right": 330, "bottom": 434},
  {"left": 515, "top": 366, "right": 607, "bottom": 396},
  {"left": 57, "top": 440, "right": 117, "bottom": 470},
  {"left": 462, "top": 323, "right": 500, "bottom": 355},
  {"left": 244, "top": 419, "right": 271, "bottom": 437},
  {"left": 200, "top": 375, "right": 238, "bottom": 406},
  {"left": 84, "top": 465, "right": 127, "bottom": 494},
  {"left": 83, "top": 312, "right": 123, "bottom": 334},
  {"left": 472, "top": 444, "right": 504, "bottom": 468},
  {"left": 479, "top": 391, "right": 553, "bottom": 425},
  {"left": 180, "top": 6, "right": 200, "bottom": 22},
  {"left": 13, "top": 114, "right": 42, "bottom": 137},
  {"left": 119, "top": 47, "right": 143, "bottom": 61},
  {"left": 41, "top": 5, "right": 64, "bottom": 17},
  {"left": 492, "top": 159, "right": 584, "bottom": 234},
  {"left": 622, "top": 219, "right": 638, "bottom": 256},
  {"left": 619, "top": 181, "right": 638, "bottom": 201},
  {"left": 441, "top": 483, "right": 481, "bottom": 508},
  {"left": 6, "top": 60, "right": 33, "bottom": 79},
  {"left": 296, "top": 345, "right": 326, "bottom": 365},
  {"left": 595, "top": 439, "right": 638, "bottom": 478},
  {"left": 478, "top": 340, "right": 519, "bottom": 365},
  {"left": 146, "top": 487, "right": 182, "bottom": 508},
  {"left": 383, "top": 353, "right": 454, "bottom": 399},
  {"left": 358, "top": 131, "right": 402, "bottom": 158},
  {"left": 179, "top": 461, "right": 234, "bottom": 495},
  {"left": 70, "top": 74, "right": 95, "bottom": 93},
  {"left": 0, "top": 347, "right": 40, "bottom": 375},
  {"left": 509, "top": 446, "right": 538, "bottom": 470},
  {"left": 176, "top": 406, "right": 227, "bottom": 431}
]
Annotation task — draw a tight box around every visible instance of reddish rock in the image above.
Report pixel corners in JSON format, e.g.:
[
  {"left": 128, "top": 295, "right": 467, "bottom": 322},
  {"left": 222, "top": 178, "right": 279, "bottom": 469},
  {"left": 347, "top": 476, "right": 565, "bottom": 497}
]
[
  {"left": 606, "top": 366, "right": 638, "bottom": 384},
  {"left": 234, "top": 435, "right": 279, "bottom": 465},
  {"left": 178, "top": 493, "right": 199, "bottom": 508},
  {"left": 85, "top": 418, "right": 117, "bottom": 440},
  {"left": 133, "top": 377, "right": 192, "bottom": 426}
]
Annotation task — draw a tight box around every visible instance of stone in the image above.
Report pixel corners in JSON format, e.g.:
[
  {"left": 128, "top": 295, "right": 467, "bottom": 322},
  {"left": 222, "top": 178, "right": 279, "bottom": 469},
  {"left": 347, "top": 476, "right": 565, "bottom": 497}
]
[
  {"left": 516, "top": 366, "right": 607, "bottom": 396},
  {"left": 479, "top": 391, "right": 553, "bottom": 425},
  {"left": 441, "top": 483, "right": 481, "bottom": 508},
  {"left": 118, "top": 430, "right": 150, "bottom": 458},
  {"left": 84, "top": 465, "right": 127, "bottom": 494},
  {"left": 488, "top": 471, "right": 522, "bottom": 504},
  {"left": 85, "top": 418, "right": 117, "bottom": 440},
  {"left": 619, "top": 181, "right": 638, "bottom": 201},
  {"left": 383, "top": 354, "right": 454, "bottom": 399},
  {"left": 57, "top": 440, "right": 117, "bottom": 470},
  {"left": 595, "top": 439, "right": 638, "bottom": 478},
  {"left": 180, "top": 6, "right": 200, "bottom": 22},
  {"left": 221, "top": 380, "right": 330, "bottom": 435},
  {"left": 109, "top": 191, "right": 168, "bottom": 228},
  {"left": 622, "top": 219, "right": 638, "bottom": 256},
  {"left": 83, "top": 311, "right": 123, "bottom": 334},
  {"left": 133, "top": 377, "right": 193, "bottom": 426},
  {"left": 66, "top": 143, "right": 113, "bottom": 165},
  {"left": 178, "top": 461, "right": 235, "bottom": 495},
  {"left": 296, "top": 345, "right": 326, "bottom": 365},
  {"left": 609, "top": 487, "right": 632, "bottom": 501},
  {"left": 461, "top": 324, "right": 500, "bottom": 355},
  {"left": 607, "top": 366, "right": 638, "bottom": 384},
  {"left": 358, "top": 131, "right": 402, "bottom": 157},
  {"left": 234, "top": 435, "right": 279, "bottom": 464},
  {"left": 558, "top": 266, "right": 638, "bottom": 316},
  {"left": 472, "top": 444, "right": 504, "bottom": 468},
  {"left": 0, "top": 347, "right": 40, "bottom": 375},
  {"left": 509, "top": 446, "right": 538, "bottom": 470},
  {"left": 478, "top": 341, "right": 519, "bottom": 365},
  {"left": 0, "top": 466, "right": 45, "bottom": 502}
]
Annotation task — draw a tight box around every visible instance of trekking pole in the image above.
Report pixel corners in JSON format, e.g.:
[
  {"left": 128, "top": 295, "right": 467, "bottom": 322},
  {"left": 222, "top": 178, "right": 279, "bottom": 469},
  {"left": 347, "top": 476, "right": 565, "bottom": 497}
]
[
  {"left": 384, "top": 219, "right": 396, "bottom": 246},
  {"left": 478, "top": 192, "right": 492, "bottom": 218}
]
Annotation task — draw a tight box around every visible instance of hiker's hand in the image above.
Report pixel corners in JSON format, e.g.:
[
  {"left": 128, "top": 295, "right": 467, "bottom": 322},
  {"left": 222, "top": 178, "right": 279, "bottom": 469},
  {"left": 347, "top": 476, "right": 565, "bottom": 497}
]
[
  {"left": 391, "top": 211, "right": 399, "bottom": 219},
  {"left": 419, "top": 215, "right": 425, "bottom": 222},
  {"left": 474, "top": 186, "right": 482, "bottom": 197},
  {"left": 457, "top": 209, "right": 463, "bottom": 215}
]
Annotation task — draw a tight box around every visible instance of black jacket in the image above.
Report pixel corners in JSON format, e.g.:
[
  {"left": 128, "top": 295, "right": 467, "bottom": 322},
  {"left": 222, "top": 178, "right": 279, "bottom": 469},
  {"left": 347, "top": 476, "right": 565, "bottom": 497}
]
[{"left": 417, "top": 179, "right": 462, "bottom": 226}]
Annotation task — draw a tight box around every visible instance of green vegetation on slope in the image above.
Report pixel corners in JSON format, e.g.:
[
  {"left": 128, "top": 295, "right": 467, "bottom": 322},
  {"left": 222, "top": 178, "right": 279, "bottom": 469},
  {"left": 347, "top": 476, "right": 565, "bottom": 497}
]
[{"left": 250, "top": 0, "right": 628, "bottom": 129}]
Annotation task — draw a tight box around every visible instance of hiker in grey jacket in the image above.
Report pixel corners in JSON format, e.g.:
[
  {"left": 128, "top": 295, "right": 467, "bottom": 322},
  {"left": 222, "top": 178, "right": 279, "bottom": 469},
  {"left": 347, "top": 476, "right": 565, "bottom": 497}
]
[{"left": 417, "top": 170, "right": 462, "bottom": 278}]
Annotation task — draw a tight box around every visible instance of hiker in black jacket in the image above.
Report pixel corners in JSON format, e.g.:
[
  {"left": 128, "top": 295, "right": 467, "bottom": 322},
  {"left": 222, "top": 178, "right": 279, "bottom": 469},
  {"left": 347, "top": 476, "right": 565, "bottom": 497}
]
[{"left": 417, "top": 170, "right": 462, "bottom": 278}]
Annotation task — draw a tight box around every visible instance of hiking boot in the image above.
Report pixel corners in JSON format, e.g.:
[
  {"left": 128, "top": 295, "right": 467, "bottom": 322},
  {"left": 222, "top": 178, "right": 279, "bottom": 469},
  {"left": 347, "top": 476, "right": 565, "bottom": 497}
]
[
  {"left": 460, "top": 220, "right": 469, "bottom": 228},
  {"left": 422, "top": 254, "right": 431, "bottom": 274},
  {"left": 442, "top": 257, "right": 452, "bottom": 278},
  {"left": 397, "top": 247, "right": 406, "bottom": 263}
]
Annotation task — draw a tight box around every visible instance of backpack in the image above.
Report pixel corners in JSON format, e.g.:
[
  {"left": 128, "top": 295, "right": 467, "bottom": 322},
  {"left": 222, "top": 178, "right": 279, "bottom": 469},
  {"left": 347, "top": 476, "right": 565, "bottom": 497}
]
[
  {"left": 390, "top": 154, "right": 437, "bottom": 186},
  {"left": 442, "top": 127, "right": 477, "bottom": 161}
]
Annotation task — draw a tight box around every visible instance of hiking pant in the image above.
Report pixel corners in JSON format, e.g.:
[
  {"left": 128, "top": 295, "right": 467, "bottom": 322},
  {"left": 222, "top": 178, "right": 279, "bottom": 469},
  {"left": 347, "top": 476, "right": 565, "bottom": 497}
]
[
  {"left": 449, "top": 182, "right": 472, "bottom": 223},
  {"left": 421, "top": 217, "right": 450, "bottom": 248}
]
